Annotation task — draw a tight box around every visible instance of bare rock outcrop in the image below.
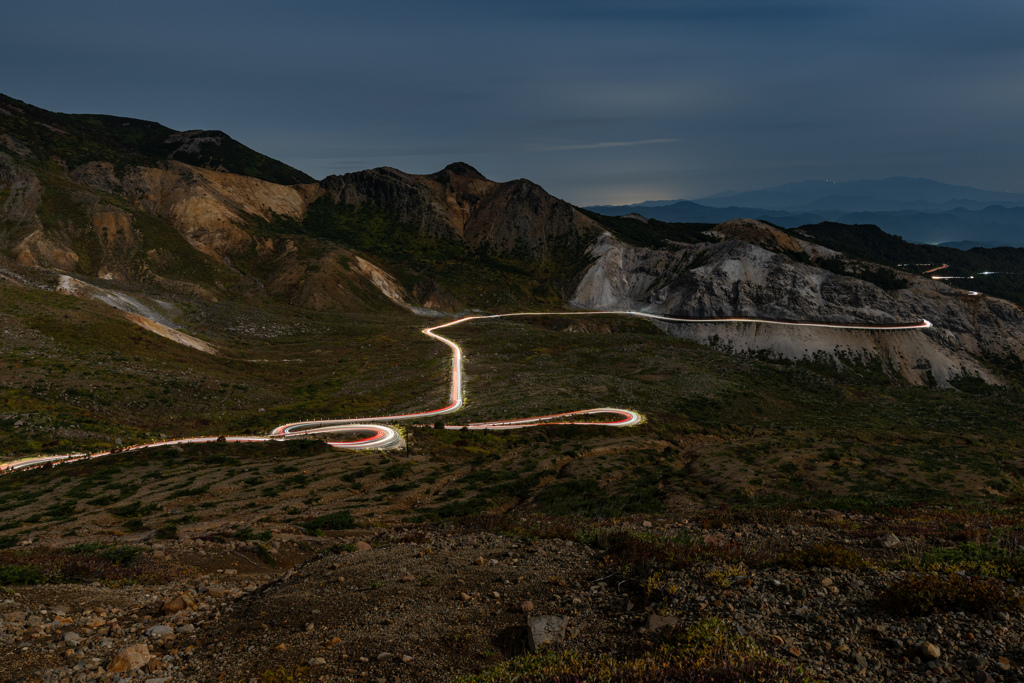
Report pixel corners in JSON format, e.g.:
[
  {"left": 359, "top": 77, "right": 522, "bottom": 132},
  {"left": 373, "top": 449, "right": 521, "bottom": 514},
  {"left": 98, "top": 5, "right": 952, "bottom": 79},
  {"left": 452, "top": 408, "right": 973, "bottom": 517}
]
[
  {"left": 572, "top": 224, "right": 1024, "bottom": 385},
  {"left": 119, "top": 162, "right": 320, "bottom": 262}
]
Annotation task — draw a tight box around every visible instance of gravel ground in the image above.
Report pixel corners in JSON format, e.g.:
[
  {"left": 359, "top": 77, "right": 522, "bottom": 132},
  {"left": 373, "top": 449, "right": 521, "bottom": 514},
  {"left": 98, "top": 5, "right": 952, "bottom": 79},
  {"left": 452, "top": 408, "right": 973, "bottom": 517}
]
[{"left": 2, "top": 519, "right": 1022, "bottom": 683}]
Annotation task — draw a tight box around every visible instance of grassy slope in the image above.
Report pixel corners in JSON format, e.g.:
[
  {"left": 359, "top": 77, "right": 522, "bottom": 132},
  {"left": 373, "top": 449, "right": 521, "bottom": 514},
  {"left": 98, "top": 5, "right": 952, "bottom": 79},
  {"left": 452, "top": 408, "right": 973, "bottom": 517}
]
[
  {"left": 0, "top": 280, "right": 448, "bottom": 457},
  {"left": 4, "top": 303, "right": 1024, "bottom": 548}
]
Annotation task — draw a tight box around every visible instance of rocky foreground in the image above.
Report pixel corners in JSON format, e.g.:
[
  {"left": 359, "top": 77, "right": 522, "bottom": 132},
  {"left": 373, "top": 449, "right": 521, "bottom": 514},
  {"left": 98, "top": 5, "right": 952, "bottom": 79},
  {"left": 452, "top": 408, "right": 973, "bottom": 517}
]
[{"left": 1, "top": 514, "right": 1022, "bottom": 683}]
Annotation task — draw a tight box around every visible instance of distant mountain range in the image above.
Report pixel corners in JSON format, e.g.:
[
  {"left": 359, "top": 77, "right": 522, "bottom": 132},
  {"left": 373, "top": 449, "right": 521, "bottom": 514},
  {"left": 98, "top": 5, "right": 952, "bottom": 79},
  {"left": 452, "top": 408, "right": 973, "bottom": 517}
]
[{"left": 587, "top": 177, "right": 1024, "bottom": 248}]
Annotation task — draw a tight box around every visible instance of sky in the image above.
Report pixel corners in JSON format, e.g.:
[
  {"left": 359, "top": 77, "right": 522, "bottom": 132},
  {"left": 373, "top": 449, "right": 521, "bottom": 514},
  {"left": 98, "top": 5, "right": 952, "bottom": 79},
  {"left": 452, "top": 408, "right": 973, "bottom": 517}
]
[{"left": 3, "top": 0, "right": 1024, "bottom": 205}]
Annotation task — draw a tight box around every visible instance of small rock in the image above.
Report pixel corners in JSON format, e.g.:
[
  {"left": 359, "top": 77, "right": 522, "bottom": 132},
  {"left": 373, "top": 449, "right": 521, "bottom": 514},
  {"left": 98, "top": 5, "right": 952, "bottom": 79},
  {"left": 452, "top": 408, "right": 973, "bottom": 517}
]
[
  {"left": 820, "top": 577, "right": 833, "bottom": 588},
  {"left": 520, "top": 600, "right": 534, "bottom": 613},
  {"left": 642, "top": 520, "right": 652, "bottom": 527},
  {"left": 880, "top": 533, "right": 901, "bottom": 548},
  {"left": 145, "top": 625, "right": 174, "bottom": 638},
  {"left": 145, "top": 658, "right": 165, "bottom": 672},
  {"left": 645, "top": 614, "right": 679, "bottom": 632},
  {"left": 161, "top": 594, "right": 196, "bottom": 615},
  {"left": 356, "top": 541, "right": 372, "bottom": 552},
  {"left": 459, "top": 592, "right": 472, "bottom": 601},
  {"left": 108, "top": 643, "right": 151, "bottom": 673},
  {"left": 854, "top": 654, "right": 868, "bottom": 669},
  {"left": 309, "top": 657, "right": 326, "bottom": 666},
  {"left": 919, "top": 641, "right": 941, "bottom": 661},
  {"left": 474, "top": 556, "right": 485, "bottom": 566},
  {"left": 275, "top": 643, "right": 287, "bottom": 651},
  {"left": 975, "top": 671, "right": 995, "bottom": 683},
  {"left": 377, "top": 651, "right": 393, "bottom": 661},
  {"left": 527, "top": 615, "right": 569, "bottom": 652},
  {"left": 63, "top": 632, "right": 82, "bottom": 644},
  {"left": 401, "top": 574, "right": 416, "bottom": 583},
  {"left": 402, "top": 655, "right": 413, "bottom": 663},
  {"left": 223, "top": 569, "right": 238, "bottom": 576},
  {"left": 176, "top": 624, "right": 195, "bottom": 634}
]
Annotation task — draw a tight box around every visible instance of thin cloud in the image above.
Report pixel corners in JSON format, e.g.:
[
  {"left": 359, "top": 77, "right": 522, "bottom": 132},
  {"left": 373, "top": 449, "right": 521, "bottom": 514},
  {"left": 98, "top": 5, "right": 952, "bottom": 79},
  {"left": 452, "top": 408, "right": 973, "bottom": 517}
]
[{"left": 536, "top": 138, "right": 680, "bottom": 151}]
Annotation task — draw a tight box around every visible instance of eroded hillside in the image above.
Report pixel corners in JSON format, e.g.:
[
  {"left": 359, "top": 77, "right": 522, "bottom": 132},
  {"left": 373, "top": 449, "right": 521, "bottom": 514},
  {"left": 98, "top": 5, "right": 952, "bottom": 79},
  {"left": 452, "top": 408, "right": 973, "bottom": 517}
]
[{"left": 3, "top": 94, "right": 1024, "bottom": 392}]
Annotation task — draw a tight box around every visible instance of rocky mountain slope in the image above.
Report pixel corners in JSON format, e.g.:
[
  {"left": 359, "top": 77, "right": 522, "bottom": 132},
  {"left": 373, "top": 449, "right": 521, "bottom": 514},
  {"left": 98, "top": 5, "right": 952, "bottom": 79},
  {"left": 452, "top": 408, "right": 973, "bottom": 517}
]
[
  {"left": 3, "top": 94, "right": 1024, "bottom": 386},
  {"left": 571, "top": 219, "right": 1024, "bottom": 385}
]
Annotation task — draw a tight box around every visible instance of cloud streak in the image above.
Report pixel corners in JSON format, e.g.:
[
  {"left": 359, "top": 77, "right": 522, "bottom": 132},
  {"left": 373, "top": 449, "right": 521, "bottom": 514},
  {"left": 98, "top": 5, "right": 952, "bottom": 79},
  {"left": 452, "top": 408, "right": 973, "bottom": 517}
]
[{"left": 535, "top": 138, "right": 681, "bottom": 152}]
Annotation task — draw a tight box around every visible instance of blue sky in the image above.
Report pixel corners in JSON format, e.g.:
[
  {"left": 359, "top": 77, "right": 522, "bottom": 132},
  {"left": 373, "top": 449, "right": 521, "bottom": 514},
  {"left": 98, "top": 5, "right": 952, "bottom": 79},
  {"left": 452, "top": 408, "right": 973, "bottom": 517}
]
[{"left": 4, "top": 0, "right": 1023, "bottom": 204}]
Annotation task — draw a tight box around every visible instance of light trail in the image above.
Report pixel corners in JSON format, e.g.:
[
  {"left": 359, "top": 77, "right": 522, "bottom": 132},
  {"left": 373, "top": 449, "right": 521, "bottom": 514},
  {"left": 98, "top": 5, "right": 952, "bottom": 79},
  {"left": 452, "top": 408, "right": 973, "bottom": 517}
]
[
  {"left": 1, "top": 310, "right": 931, "bottom": 473},
  {"left": 270, "top": 311, "right": 931, "bottom": 438}
]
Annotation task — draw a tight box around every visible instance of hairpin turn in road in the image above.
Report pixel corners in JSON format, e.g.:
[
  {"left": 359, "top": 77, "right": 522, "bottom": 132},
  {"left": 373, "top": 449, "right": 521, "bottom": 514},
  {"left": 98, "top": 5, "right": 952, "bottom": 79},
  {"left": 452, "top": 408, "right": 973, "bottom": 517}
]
[{"left": 0, "top": 311, "right": 931, "bottom": 473}]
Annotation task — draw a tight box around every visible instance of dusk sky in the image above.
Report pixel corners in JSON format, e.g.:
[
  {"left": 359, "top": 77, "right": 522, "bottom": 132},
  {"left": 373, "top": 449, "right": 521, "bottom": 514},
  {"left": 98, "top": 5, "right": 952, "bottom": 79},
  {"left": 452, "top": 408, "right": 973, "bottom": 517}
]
[{"left": 4, "top": 0, "right": 1023, "bottom": 205}]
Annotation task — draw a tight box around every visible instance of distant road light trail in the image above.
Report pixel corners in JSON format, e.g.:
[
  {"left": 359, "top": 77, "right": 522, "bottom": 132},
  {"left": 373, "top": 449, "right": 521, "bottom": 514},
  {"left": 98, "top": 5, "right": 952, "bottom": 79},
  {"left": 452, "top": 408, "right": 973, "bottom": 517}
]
[{"left": 0, "top": 310, "right": 931, "bottom": 473}]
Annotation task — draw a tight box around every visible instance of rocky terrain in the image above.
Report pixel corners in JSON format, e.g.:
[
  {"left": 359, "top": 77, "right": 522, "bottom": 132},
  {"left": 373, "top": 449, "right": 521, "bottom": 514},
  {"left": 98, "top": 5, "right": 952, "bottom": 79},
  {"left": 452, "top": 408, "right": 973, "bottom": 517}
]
[
  {"left": 3, "top": 511, "right": 1023, "bottom": 683},
  {"left": 4, "top": 94, "right": 1024, "bottom": 683},
  {"left": 571, "top": 221, "right": 1024, "bottom": 385}
]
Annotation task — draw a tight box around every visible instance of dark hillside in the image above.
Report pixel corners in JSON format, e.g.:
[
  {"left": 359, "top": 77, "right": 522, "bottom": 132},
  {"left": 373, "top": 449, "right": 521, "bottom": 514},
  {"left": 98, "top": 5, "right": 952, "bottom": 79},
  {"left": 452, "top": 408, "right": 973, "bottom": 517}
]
[
  {"left": 0, "top": 93, "right": 313, "bottom": 184},
  {"left": 794, "top": 221, "right": 1024, "bottom": 305},
  {"left": 578, "top": 208, "right": 717, "bottom": 249}
]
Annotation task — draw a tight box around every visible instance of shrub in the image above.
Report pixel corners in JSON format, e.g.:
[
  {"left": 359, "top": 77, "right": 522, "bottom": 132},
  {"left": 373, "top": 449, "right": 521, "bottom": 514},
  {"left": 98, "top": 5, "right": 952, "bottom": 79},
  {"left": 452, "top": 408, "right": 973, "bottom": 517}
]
[
  {"left": 254, "top": 543, "right": 277, "bottom": 567},
  {"left": 234, "top": 527, "right": 273, "bottom": 542},
  {"left": 0, "top": 543, "right": 170, "bottom": 585},
  {"left": 0, "top": 564, "right": 44, "bottom": 585},
  {"left": 878, "top": 573, "right": 1023, "bottom": 615},
  {"left": 383, "top": 462, "right": 413, "bottom": 480},
  {"left": 110, "top": 501, "right": 159, "bottom": 518},
  {"left": 123, "top": 518, "right": 148, "bottom": 532},
  {"left": 0, "top": 535, "right": 19, "bottom": 550},
  {"left": 602, "top": 530, "right": 742, "bottom": 571},
  {"left": 66, "top": 542, "right": 144, "bottom": 565},
  {"left": 770, "top": 543, "right": 867, "bottom": 570},
  {"left": 455, "top": 617, "right": 816, "bottom": 682},
  {"left": 154, "top": 524, "right": 178, "bottom": 540},
  {"left": 258, "top": 667, "right": 309, "bottom": 683},
  {"left": 534, "top": 477, "right": 665, "bottom": 517},
  {"left": 301, "top": 510, "right": 355, "bottom": 533}
]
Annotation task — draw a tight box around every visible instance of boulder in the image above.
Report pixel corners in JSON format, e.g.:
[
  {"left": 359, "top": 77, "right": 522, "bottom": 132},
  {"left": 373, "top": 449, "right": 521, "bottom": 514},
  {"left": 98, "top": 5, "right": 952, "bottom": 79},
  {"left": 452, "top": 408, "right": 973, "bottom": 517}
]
[
  {"left": 527, "top": 615, "right": 569, "bottom": 652},
  {"left": 108, "top": 643, "right": 151, "bottom": 672},
  {"left": 645, "top": 614, "right": 679, "bottom": 631}
]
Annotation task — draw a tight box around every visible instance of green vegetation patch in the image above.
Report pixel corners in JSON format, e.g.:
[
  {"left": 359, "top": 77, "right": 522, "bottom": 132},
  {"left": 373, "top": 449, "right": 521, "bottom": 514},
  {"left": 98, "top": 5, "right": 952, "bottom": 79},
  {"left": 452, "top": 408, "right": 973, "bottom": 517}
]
[
  {"left": 301, "top": 510, "right": 355, "bottom": 534},
  {"left": 877, "top": 572, "right": 1022, "bottom": 615},
  {"left": 457, "top": 617, "right": 817, "bottom": 683},
  {"left": 0, "top": 542, "right": 172, "bottom": 585}
]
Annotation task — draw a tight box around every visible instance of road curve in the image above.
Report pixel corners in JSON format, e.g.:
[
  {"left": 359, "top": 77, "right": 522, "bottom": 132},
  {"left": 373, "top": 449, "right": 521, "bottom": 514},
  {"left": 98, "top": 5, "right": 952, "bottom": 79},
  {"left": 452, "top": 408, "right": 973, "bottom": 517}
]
[
  {"left": 270, "top": 310, "right": 931, "bottom": 438},
  {"left": 1, "top": 310, "right": 931, "bottom": 473}
]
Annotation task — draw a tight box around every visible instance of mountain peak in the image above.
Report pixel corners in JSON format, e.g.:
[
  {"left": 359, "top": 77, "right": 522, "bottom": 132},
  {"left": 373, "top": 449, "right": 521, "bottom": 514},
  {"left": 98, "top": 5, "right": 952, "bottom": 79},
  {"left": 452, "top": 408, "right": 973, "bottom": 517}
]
[{"left": 438, "top": 162, "right": 487, "bottom": 180}]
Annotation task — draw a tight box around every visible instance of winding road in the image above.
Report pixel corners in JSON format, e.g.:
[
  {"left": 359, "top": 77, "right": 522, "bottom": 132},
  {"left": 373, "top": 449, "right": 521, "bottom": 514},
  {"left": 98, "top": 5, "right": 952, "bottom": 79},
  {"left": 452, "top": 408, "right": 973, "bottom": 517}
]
[{"left": 0, "top": 310, "right": 932, "bottom": 473}]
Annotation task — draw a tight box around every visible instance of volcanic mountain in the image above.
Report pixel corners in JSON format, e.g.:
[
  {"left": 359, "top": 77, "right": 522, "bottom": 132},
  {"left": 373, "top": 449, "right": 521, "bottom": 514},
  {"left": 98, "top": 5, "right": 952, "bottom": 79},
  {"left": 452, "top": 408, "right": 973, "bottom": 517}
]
[{"left": 3, "top": 93, "right": 1024, "bottom": 385}]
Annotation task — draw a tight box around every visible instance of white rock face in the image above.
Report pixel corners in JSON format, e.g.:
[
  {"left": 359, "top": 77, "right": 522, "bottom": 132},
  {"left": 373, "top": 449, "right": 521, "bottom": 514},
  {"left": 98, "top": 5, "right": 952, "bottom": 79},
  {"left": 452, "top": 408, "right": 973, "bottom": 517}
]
[{"left": 572, "top": 228, "right": 1024, "bottom": 386}]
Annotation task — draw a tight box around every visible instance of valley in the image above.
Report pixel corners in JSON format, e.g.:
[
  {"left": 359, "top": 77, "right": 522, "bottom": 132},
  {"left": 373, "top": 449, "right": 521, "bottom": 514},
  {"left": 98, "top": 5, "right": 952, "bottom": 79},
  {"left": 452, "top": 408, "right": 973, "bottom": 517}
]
[{"left": 2, "top": 94, "right": 1024, "bottom": 683}]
